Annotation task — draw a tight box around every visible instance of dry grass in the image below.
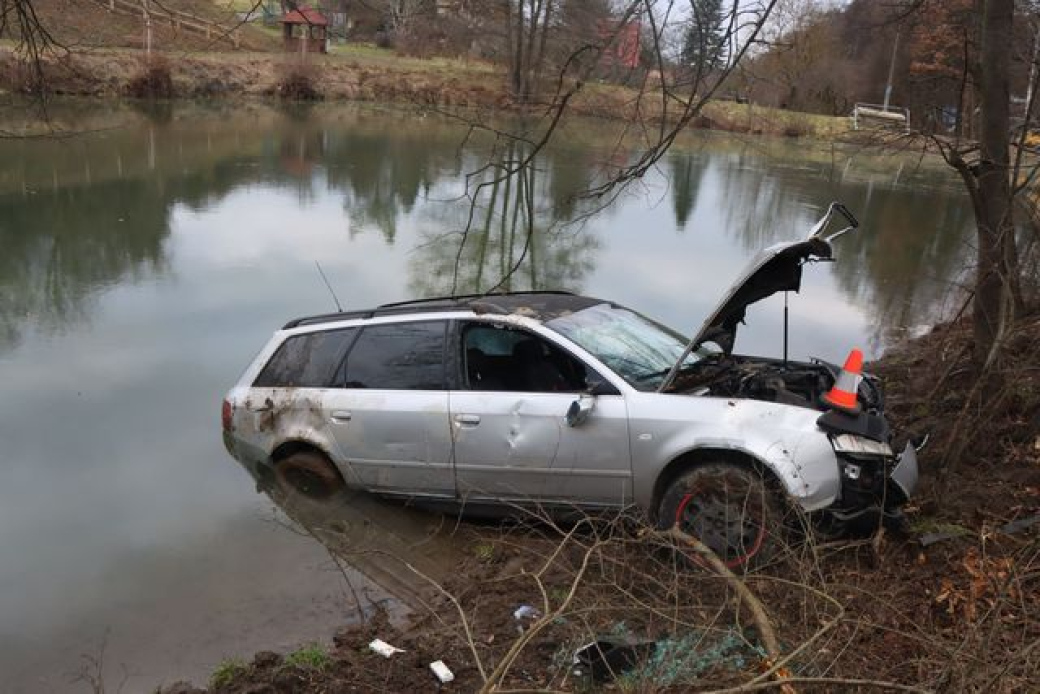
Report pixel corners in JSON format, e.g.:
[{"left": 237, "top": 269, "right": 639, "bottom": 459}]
[{"left": 189, "top": 495, "right": 1038, "bottom": 693}]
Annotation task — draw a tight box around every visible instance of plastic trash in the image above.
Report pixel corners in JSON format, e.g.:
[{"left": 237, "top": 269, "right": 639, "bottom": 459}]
[
  {"left": 572, "top": 638, "right": 656, "bottom": 682},
  {"left": 1000, "top": 513, "right": 1040, "bottom": 535},
  {"left": 429, "top": 660, "right": 454, "bottom": 683},
  {"left": 368, "top": 638, "right": 404, "bottom": 657},
  {"left": 513, "top": 605, "right": 541, "bottom": 620}
]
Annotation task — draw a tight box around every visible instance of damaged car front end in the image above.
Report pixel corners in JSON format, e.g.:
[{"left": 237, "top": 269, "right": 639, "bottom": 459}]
[{"left": 649, "top": 202, "right": 920, "bottom": 536}]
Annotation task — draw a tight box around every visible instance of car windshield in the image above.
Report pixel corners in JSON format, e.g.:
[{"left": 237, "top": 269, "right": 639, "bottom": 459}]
[{"left": 546, "top": 304, "right": 717, "bottom": 391}]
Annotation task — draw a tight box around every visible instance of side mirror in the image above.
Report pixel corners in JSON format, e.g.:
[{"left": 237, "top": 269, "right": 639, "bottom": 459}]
[
  {"left": 589, "top": 379, "right": 617, "bottom": 396},
  {"left": 565, "top": 395, "right": 596, "bottom": 427}
]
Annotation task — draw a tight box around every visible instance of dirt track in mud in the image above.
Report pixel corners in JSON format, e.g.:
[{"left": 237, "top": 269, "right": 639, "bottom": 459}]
[{"left": 164, "top": 311, "right": 1040, "bottom": 694}]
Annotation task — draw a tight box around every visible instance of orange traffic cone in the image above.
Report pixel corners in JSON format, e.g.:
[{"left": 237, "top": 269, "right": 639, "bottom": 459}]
[{"left": 823, "top": 348, "right": 863, "bottom": 414}]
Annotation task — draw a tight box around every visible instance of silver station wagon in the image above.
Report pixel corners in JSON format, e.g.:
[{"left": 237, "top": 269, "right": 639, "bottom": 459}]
[{"left": 222, "top": 204, "right": 919, "bottom": 567}]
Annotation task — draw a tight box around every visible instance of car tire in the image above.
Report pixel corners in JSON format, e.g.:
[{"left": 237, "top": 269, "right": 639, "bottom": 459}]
[
  {"left": 273, "top": 450, "right": 345, "bottom": 500},
  {"left": 657, "top": 463, "right": 783, "bottom": 570}
]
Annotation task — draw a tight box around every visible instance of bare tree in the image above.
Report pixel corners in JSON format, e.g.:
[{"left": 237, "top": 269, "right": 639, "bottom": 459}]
[
  {"left": 744, "top": 0, "right": 1035, "bottom": 372},
  {"left": 910, "top": 0, "right": 1030, "bottom": 371},
  {"left": 438, "top": 0, "right": 779, "bottom": 295},
  {"left": 967, "top": 0, "right": 1017, "bottom": 369},
  {"left": 0, "top": 0, "right": 63, "bottom": 96}
]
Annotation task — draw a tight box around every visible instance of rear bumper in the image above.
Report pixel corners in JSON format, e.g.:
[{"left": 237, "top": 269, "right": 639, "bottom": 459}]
[{"left": 223, "top": 431, "right": 274, "bottom": 490}]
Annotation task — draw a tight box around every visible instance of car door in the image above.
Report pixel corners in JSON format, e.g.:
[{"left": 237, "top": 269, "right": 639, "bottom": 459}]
[
  {"left": 245, "top": 326, "right": 359, "bottom": 466},
  {"left": 450, "top": 321, "right": 632, "bottom": 508},
  {"left": 323, "top": 319, "right": 455, "bottom": 500}
]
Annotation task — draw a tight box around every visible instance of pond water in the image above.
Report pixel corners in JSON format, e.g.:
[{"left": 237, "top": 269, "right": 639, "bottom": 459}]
[{"left": 0, "top": 100, "right": 974, "bottom": 691}]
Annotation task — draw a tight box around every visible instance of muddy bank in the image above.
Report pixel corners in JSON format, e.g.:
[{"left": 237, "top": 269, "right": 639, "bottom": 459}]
[
  {"left": 0, "top": 47, "right": 847, "bottom": 138},
  {"left": 162, "top": 311, "right": 1040, "bottom": 694}
]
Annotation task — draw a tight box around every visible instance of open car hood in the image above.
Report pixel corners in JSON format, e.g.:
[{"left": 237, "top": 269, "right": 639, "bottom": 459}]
[
  {"left": 658, "top": 202, "right": 859, "bottom": 393},
  {"left": 691, "top": 237, "right": 833, "bottom": 355}
]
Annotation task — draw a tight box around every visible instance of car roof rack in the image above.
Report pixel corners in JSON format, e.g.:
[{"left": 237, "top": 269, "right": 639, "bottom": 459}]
[{"left": 281, "top": 290, "right": 579, "bottom": 330}]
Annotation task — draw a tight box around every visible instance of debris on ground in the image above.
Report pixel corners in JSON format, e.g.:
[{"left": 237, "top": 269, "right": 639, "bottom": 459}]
[
  {"left": 512, "top": 605, "right": 541, "bottom": 621},
  {"left": 429, "top": 660, "right": 454, "bottom": 684},
  {"left": 368, "top": 638, "right": 404, "bottom": 657},
  {"left": 571, "top": 637, "right": 656, "bottom": 683}
]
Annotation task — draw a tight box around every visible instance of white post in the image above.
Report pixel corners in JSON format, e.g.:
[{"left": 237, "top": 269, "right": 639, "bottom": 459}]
[
  {"left": 142, "top": 0, "right": 152, "bottom": 55},
  {"left": 883, "top": 30, "right": 900, "bottom": 111}
]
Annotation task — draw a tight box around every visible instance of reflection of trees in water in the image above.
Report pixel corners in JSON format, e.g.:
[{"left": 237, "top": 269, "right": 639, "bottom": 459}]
[
  {"left": 669, "top": 152, "right": 707, "bottom": 230},
  {"left": 694, "top": 145, "right": 974, "bottom": 346},
  {"left": 408, "top": 141, "right": 601, "bottom": 297},
  {"left": 0, "top": 107, "right": 473, "bottom": 354},
  {"left": 712, "top": 147, "right": 827, "bottom": 247},
  {"left": 0, "top": 107, "right": 606, "bottom": 353},
  {"left": 0, "top": 157, "right": 272, "bottom": 351},
  {"left": 328, "top": 128, "right": 456, "bottom": 245},
  {"left": 0, "top": 180, "right": 168, "bottom": 351},
  {"left": 2, "top": 104, "right": 975, "bottom": 357},
  {"left": 828, "top": 183, "right": 973, "bottom": 345},
  {"left": 0, "top": 140, "right": 264, "bottom": 353},
  {"left": 266, "top": 117, "right": 464, "bottom": 245}
]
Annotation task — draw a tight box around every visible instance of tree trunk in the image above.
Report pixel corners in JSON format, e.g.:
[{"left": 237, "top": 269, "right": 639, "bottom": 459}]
[
  {"left": 509, "top": 0, "right": 525, "bottom": 99},
  {"left": 973, "top": 0, "right": 1017, "bottom": 368},
  {"left": 531, "top": 0, "right": 552, "bottom": 96}
]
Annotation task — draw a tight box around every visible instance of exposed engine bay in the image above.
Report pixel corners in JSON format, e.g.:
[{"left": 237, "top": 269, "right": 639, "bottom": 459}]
[{"left": 673, "top": 355, "right": 884, "bottom": 414}]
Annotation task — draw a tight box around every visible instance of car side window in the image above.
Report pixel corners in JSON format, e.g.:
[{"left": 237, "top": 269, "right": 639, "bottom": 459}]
[
  {"left": 254, "top": 328, "right": 358, "bottom": 388},
  {"left": 462, "top": 324, "right": 601, "bottom": 393},
  {"left": 339, "top": 321, "right": 446, "bottom": 390}
]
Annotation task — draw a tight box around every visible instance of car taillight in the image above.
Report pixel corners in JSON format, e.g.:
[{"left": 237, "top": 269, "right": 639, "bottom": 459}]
[{"left": 222, "top": 399, "right": 234, "bottom": 432}]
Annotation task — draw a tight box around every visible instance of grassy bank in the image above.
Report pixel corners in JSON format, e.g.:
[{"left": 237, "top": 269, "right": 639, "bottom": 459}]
[{"left": 0, "top": 45, "right": 852, "bottom": 140}]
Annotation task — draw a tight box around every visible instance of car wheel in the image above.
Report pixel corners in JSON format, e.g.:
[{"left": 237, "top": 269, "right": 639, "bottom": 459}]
[
  {"left": 273, "top": 450, "right": 345, "bottom": 500},
  {"left": 658, "top": 463, "right": 782, "bottom": 569}
]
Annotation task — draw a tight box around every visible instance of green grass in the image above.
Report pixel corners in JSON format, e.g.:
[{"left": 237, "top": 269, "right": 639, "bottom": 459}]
[
  {"left": 472, "top": 541, "right": 497, "bottom": 563},
  {"left": 325, "top": 42, "right": 500, "bottom": 76},
  {"left": 701, "top": 99, "right": 851, "bottom": 138},
  {"left": 209, "top": 657, "right": 248, "bottom": 689},
  {"left": 283, "top": 643, "right": 333, "bottom": 672},
  {"left": 909, "top": 518, "right": 973, "bottom": 538}
]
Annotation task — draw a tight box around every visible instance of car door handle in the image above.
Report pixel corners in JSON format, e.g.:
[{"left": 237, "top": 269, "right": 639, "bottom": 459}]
[
  {"left": 330, "top": 410, "right": 352, "bottom": 422},
  {"left": 454, "top": 414, "right": 481, "bottom": 426}
]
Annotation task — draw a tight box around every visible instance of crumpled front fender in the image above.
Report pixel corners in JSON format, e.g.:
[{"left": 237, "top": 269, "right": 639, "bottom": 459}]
[{"left": 631, "top": 396, "right": 843, "bottom": 513}]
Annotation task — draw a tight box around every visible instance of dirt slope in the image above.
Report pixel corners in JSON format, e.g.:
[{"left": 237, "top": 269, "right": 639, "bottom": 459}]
[{"left": 24, "top": 0, "right": 274, "bottom": 51}]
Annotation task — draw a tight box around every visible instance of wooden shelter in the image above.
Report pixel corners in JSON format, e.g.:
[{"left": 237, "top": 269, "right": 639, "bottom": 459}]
[{"left": 280, "top": 6, "right": 329, "bottom": 54}]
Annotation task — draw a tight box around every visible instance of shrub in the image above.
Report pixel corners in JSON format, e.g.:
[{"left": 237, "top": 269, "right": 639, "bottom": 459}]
[
  {"left": 283, "top": 643, "right": 332, "bottom": 671},
  {"left": 209, "top": 657, "right": 247, "bottom": 689},
  {"left": 276, "top": 65, "right": 323, "bottom": 101},
  {"left": 126, "top": 58, "right": 174, "bottom": 98}
]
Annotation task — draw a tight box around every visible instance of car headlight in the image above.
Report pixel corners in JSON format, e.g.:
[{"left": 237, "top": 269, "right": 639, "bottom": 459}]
[{"left": 831, "top": 434, "right": 893, "bottom": 457}]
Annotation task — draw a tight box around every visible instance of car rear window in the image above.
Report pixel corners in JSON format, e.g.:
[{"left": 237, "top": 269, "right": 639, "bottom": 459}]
[
  {"left": 339, "top": 321, "right": 446, "bottom": 390},
  {"left": 254, "top": 328, "right": 358, "bottom": 388}
]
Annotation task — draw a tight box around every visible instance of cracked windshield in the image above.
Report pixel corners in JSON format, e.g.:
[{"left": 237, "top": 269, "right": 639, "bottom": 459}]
[{"left": 2, "top": 0, "right": 1037, "bottom": 692}]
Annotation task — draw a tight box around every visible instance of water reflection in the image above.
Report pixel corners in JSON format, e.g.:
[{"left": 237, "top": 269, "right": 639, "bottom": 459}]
[
  {"left": 670, "top": 149, "right": 707, "bottom": 230},
  {"left": 410, "top": 139, "right": 602, "bottom": 296},
  {"left": 664, "top": 141, "right": 974, "bottom": 349},
  {"left": 0, "top": 180, "right": 168, "bottom": 351},
  {"left": 0, "top": 102, "right": 976, "bottom": 354},
  {"left": 252, "top": 473, "right": 468, "bottom": 622}
]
